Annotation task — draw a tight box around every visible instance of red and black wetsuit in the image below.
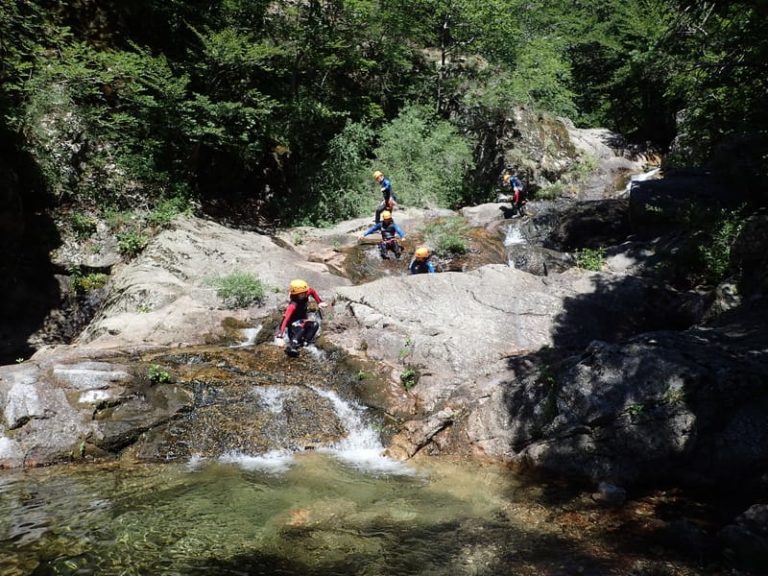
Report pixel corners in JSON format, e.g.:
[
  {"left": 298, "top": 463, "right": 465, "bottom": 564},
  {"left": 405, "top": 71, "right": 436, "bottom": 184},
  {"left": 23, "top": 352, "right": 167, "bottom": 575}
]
[{"left": 278, "top": 288, "right": 322, "bottom": 338}]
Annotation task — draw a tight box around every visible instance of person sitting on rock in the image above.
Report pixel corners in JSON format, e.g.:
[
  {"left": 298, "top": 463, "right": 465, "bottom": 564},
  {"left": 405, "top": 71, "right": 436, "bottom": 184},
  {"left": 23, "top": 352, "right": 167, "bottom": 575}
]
[
  {"left": 275, "top": 279, "right": 325, "bottom": 351},
  {"left": 372, "top": 170, "right": 397, "bottom": 223},
  {"left": 358, "top": 210, "right": 406, "bottom": 260},
  {"left": 409, "top": 246, "right": 436, "bottom": 274}
]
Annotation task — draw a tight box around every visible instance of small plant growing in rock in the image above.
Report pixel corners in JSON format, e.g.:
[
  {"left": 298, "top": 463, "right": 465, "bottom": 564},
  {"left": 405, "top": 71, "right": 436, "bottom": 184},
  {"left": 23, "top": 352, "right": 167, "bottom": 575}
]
[
  {"left": 398, "top": 337, "right": 414, "bottom": 361},
  {"left": 71, "top": 270, "right": 109, "bottom": 294},
  {"left": 400, "top": 366, "right": 419, "bottom": 391},
  {"left": 575, "top": 247, "right": 606, "bottom": 271},
  {"left": 627, "top": 403, "right": 645, "bottom": 419},
  {"left": 70, "top": 212, "right": 97, "bottom": 239},
  {"left": 210, "top": 272, "right": 265, "bottom": 308},
  {"left": 147, "top": 196, "right": 190, "bottom": 229},
  {"left": 116, "top": 229, "right": 149, "bottom": 257},
  {"left": 148, "top": 364, "right": 172, "bottom": 384}
]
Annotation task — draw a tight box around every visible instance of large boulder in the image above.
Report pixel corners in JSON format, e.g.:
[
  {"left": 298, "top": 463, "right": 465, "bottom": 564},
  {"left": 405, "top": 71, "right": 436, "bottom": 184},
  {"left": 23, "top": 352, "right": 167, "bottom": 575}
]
[
  {"left": 327, "top": 264, "right": 707, "bottom": 454},
  {"left": 0, "top": 352, "right": 192, "bottom": 468},
  {"left": 477, "top": 303, "right": 768, "bottom": 487},
  {"left": 78, "top": 215, "right": 351, "bottom": 352}
]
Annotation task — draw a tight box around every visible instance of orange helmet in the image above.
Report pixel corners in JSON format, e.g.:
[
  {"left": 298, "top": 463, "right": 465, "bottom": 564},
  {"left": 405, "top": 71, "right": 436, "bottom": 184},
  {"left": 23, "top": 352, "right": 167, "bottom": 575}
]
[
  {"left": 381, "top": 210, "right": 392, "bottom": 221},
  {"left": 289, "top": 279, "right": 309, "bottom": 295},
  {"left": 372, "top": 170, "right": 384, "bottom": 180},
  {"left": 415, "top": 246, "right": 430, "bottom": 261}
]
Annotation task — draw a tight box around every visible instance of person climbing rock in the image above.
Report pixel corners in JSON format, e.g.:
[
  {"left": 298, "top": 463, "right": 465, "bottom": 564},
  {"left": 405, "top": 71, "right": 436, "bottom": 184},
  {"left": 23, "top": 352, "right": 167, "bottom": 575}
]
[
  {"left": 409, "top": 246, "right": 436, "bottom": 274},
  {"left": 358, "top": 210, "right": 406, "bottom": 260},
  {"left": 275, "top": 279, "right": 326, "bottom": 355},
  {"left": 372, "top": 170, "right": 397, "bottom": 223}
]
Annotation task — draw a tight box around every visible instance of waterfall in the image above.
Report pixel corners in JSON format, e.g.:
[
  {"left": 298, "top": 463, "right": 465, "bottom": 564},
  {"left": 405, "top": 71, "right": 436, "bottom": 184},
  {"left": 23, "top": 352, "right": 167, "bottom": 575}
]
[
  {"left": 624, "top": 167, "right": 661, "bottom": 195},
  {"left": 310, "top": 386, "right": 413, "bottom": 475},
  {"left": 217, "top": 385, "right": 411, "bottom": 475},
  {"left": 504, "top": 224, "right": 526, "bottom": 247},
  {"left": 232, "top": 325, "right": 262, "bottom": 348}
]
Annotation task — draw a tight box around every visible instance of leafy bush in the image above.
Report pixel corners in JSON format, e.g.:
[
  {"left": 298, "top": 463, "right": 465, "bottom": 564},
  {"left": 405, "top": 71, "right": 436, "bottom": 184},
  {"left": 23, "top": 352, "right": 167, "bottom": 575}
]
[
  {"left": 575, "top": 247, "right": 606, "bottom": 271},
  {"left": 303, "top": 120, "right": 376, "bottom": 225},
  {"left": 698, "top": 209, "right": 744, "bottom": 284},
  {"left": 71, "top": 271, "right": 109, "bottom": 294},
  {"left": 70, "top": 212, "right": 98, "bottom": 239},
  {"left": 116, "top": 229, "right": 149, "bottom": 258},
  {"left": 422, "top": 217, "right": 470, "bottom": 256},
  {"left": 373, "top": 105, "right": 474, "bottom": 209},
  {"left": 211, "top": 272, "right": 265, "bottom": 308},
  {"left": 535, "top": 183, "right": 564, "bottom": 201},
  {"left": 400, "top": 366, "right": 419, "bottom": 391},
  {"left": 147, "top": 196, "right": 191, "bottom": 229}
]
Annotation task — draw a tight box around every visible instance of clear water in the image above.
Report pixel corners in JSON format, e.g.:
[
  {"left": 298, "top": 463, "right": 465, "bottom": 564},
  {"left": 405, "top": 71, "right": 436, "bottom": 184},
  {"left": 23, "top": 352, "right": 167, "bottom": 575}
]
[{"left": 0, "top": 456, "right": 559, "bottom": 576}]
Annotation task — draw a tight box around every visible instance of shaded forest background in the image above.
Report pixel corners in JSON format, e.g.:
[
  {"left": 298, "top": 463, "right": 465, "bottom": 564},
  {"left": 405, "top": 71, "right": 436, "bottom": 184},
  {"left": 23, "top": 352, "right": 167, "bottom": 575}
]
[{"left": 1, "top": 0, "right": 766, "bottom": 229}]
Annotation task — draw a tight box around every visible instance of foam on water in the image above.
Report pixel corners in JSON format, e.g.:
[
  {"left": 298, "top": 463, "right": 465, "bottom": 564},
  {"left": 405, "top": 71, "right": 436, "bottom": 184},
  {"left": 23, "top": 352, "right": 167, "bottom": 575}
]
[
  {"left": 220, "top": 450, "right": 295, "bottom": 474},
  {"left": 232, "top": 325, "right": 262, "bottom": 348},
  {"left": 504, "top": 224, "right": 526, "bottom": 247},
  {"left": 310, "top": 386, "right": 414, "bottom": 476},
  {"left": 252, "top": 385, "right": 296, "bottom": 413}
]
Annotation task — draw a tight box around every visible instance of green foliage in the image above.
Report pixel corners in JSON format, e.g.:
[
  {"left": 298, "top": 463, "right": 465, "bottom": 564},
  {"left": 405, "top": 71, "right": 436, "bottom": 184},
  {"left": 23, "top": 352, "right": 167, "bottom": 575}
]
[
  {"left": 660, "top": 206, "right": 746, "bottom": 288},
  {"left": 2, "top": 0, "right": 766, "bottom": 247},
  {"left": 70, "top": 270, "right": 109, "bottom": 294},
  {"left": 373, "top": 105, "right": 474, "bottom": 209},
  {"left": 508, "top": 37, "right": 577, "bottom": 118},
  {"left": 400, "top": 366, "right": 419, "bottom": 391},
  {"left": 303, "top": 120, "right": 376, "bottom": 225},
  {"left": 148, "top": 364, "right": 173, "bottom": 384},
  {"left": 147, "top": 196, "right": 191, "bottom": 229},
  {"left": 422, "top": 217, "right": 470, "bottom": 257},
  {"left": 535, "top": 183, "right": 564, "bottom": 201},
  {"left": 575, "top": 247, "right": 606, "bottom": 271},
  {"left": 116, "top": 229, "right": 149, "bottom": 258},
  {"left": 698, "top": 209, "right": 744, "bottom": 285},
  {"left": 70, "top": 212, "right": 98, "bottom": 240},
  {"left": 210, "top": 272, "right": 265, "bottom": 308}
]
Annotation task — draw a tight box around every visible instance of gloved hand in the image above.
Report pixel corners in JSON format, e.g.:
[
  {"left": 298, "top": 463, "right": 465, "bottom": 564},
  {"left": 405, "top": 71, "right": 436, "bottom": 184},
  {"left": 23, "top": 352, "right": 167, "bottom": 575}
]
[{"left": 318, "top": 302, "right": 328, "bottom": 309}]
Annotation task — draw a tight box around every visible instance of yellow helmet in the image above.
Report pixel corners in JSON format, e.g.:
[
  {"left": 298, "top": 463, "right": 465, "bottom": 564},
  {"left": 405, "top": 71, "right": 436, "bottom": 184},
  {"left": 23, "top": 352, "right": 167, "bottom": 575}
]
[
  {"left": 289, "top": 279, "right": 309, "bottom": 295},
  {"left": 372, "top": 170, "right": 383, "bottom": 180},
  {"left": 381, "top": 210, "right": 392, "bottom": 221},
  {"left": 415, "top": 246, "right": 430, "bottom": 260}
]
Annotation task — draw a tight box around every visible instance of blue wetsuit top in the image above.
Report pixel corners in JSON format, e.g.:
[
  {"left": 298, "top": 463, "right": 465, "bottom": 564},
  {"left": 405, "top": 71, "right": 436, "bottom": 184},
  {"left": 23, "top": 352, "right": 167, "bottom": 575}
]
[{"left": 362, "top": 221, "right": 406, "bottom": 240}]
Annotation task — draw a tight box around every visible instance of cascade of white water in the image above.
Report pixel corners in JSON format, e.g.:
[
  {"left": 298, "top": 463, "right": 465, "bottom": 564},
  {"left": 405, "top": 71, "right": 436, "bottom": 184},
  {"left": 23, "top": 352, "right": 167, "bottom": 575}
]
[
  {"left": 218, "top": 385, "right": 411, "bottom": 475},
  {"left": 231, "top": 325, "right": 262, "bottom": 348},
  {"left": 310, "top": 386, "right": 413, "bottom": 475},
  {"left": 624, "top": 167, "right": 661, "bottom": 194},
  {"left": 504, "top": 224, "right": 526, "bottom": 247}
]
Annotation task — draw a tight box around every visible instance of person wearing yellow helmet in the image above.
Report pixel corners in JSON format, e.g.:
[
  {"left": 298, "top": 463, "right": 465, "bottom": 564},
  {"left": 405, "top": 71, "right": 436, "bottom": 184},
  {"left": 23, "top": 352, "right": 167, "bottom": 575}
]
[
  {"left": 276, "top": 279, "right": 325, "bottom": 353},
  {"left": 500, "top": 167, "right": 527, "bottom": 217},
  {"left": 372, "top": 170, "right": 397, "bottom": 223},
  {"left": 358, "top": 210, "right": 406, "bottom": 260},
  {"left": 409, "top": 246, "right": 436, "bottom": 274}
]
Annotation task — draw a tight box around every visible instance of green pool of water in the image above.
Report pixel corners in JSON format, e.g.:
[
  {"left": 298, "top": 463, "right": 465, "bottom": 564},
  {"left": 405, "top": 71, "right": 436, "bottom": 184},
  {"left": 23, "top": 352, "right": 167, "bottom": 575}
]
[{"left": 0, "top": 454, "right": 552, "bottom": 576}]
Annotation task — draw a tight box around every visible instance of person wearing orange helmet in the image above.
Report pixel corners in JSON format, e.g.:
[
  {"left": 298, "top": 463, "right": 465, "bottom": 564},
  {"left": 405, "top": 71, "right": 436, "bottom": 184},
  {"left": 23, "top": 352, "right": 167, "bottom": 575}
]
[
  {"left": 409, "top": 246, "right": 436, "bottom": 274},
  {"left": 358, "top": 210, "right": 406, "bottom": 260},
  {"left": 276, "top": 279, "right": 325, "bottom": 353},
  {"left": 372, "top": 170, "right": 397, "bottom": 223}
]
